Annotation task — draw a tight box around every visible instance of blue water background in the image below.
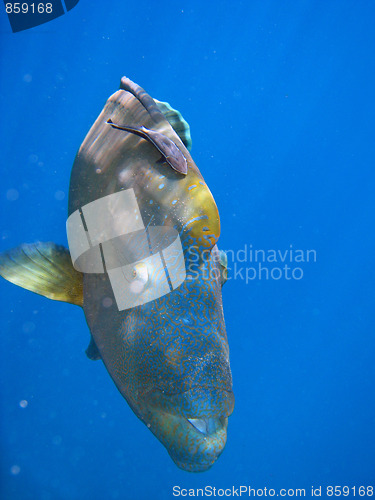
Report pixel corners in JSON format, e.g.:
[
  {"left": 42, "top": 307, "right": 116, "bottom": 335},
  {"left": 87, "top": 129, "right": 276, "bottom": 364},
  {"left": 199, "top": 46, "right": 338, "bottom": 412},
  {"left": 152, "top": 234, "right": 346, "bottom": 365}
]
[{"left": 1, "top": 1, "right": 375, "bottom": 498}]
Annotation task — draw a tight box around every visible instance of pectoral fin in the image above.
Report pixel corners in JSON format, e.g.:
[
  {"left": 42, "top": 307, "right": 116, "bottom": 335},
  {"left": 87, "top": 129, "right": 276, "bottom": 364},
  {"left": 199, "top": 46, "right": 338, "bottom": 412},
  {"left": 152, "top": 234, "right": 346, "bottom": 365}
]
[
  {"left": 219, "top": 250, "right": 228, "bottom": 286},
  {"left": 0, "top": 242, "right": 83, "bottom": 306},
  {"left": 86, "top": 335, "right": 101, "bottom": 360}
]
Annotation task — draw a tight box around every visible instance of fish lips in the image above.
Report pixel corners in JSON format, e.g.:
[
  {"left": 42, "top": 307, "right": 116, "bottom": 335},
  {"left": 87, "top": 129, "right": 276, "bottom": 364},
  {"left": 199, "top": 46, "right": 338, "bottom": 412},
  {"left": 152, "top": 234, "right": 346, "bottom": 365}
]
[{"left": 142, "top": 387, "right": 234, "bottom": 472}]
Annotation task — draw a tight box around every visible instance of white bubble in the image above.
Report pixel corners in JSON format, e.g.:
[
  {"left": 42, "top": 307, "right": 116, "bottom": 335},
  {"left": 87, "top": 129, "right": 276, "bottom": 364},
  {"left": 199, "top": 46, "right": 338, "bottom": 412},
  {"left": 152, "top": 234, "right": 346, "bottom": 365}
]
[
  {"left": 6, "top": 189, "right": 19, "bottom": 201},
  {"left": 102, "top": 297, "right": 113, "bottom": 308},
  {"left": 10, "top": 465, "right": 21, "bottom": 475},
  {"left": 54, "top": 190, "right": 65, "bottom": 201},
  {"left": 22, "top": 321, "right": 35, "bottom": 334},
  {"left": 29, "top": 154, "right": 38, "bottom": 163},
  {"left": 19, "top": 400, "right": 28, "bottom": 408},
  {"left": 101, "top": 412, "right": 107, "bottom": 419},
  {"left": 23, "top": 74, "right": 32, "bottom": 83}
]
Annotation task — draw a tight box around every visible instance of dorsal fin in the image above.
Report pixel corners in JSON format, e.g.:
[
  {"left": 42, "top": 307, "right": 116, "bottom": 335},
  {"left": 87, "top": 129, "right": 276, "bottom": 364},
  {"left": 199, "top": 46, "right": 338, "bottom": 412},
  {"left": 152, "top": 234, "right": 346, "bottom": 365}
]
[{"left": 154, "top": 99, "right": 192, "bottom": 151}]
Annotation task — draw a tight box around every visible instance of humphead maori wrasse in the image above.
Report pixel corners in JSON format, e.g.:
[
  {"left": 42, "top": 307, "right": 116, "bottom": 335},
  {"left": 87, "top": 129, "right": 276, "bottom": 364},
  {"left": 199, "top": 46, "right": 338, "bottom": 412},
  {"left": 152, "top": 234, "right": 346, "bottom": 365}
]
[{"left": 0, "top": 77, "right": 234, "bottom": 472}]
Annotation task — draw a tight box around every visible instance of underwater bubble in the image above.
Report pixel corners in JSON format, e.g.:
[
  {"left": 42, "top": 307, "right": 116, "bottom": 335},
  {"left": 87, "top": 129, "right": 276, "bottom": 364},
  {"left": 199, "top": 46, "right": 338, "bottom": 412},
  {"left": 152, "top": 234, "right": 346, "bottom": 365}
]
[
  {"left": 29, "top": 154, "right": 38, "bottom": 163},
  {"left": 10, "top": 465, "right": 21, "bottom": 475},
  {"left": 6, "top": 189, "right": 19, "bottom": 201},
  {"left": 19, "top": 400, "right": 28, "bottom": 408},
  {"left": 52, "top": 435, "right": 62, "bottom": 445},
  {"left": 23, "top": 74, "right": 32, "bottom": 83},
  {"left": 22, "top": 321, "right": 35, "bottom": 334},
  {"left": 54, "top": 190, "right": 65, "bottom": 201},
  {"left": 102, "top": 297, "right": 113, "bottom": 308}
]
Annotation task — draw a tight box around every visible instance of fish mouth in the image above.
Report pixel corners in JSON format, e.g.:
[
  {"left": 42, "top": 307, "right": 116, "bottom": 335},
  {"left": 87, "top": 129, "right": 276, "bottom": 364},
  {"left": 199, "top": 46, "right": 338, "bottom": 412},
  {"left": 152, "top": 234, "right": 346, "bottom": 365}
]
[
  {"left": 142, "top": 389, "right": 233, "bottom": 472},
  {"left": 147, "top": 409, "right": 229, "bottom": 472},
  {"left": 187, "top": 416, "right": 224, "bottom": 435}
]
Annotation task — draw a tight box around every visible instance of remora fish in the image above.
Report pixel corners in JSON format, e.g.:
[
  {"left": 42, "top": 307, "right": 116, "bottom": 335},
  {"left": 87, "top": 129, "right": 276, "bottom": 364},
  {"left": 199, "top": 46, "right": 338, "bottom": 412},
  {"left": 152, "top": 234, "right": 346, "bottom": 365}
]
[{"left": 0, "top": 77, "right": 234, "bottom": 472}]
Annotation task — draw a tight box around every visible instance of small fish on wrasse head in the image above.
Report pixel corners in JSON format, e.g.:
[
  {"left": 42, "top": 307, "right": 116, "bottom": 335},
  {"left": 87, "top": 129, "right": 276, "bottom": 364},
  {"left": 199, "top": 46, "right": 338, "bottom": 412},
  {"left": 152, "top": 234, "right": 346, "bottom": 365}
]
[{"left": 0, "top": 76, "right": 234, "bottom": 472}]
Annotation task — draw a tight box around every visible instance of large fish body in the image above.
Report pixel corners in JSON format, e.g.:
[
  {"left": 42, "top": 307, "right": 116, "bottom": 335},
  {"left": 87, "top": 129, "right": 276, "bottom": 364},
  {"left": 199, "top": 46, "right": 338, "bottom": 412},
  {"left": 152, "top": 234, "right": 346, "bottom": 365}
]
[{"left": 0, "top": 77, "right": 234, "bottom": 472}]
